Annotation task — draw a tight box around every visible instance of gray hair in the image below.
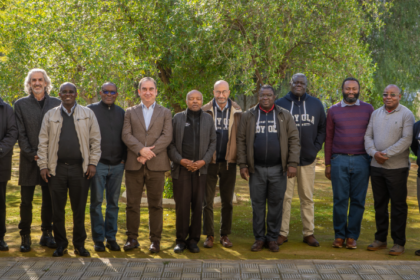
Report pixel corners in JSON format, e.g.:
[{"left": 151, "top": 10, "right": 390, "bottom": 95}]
[
  {"left": 291, "top": 73, "right": 307, "bottom": 83},
  {"left": 138, "top": 77, "right": 157, "bottom": 89},
  {"left": 24, "top": 68, "right": 53, "bottom": 95}
]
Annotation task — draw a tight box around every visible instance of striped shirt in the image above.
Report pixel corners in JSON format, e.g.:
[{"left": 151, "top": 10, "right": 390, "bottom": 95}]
[{"left": 325, "top": 100, "right": 374, "bottom": 165}]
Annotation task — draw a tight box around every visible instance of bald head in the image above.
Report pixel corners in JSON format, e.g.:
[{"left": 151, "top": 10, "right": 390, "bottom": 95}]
[
  {"left": 213, "top": 80, "right": 230, "bottom": 109},
  {"left": 385, "top": 84, "right": 401, "bottom": 94},
  {"left": 186, "top": 90, "right": 203, "bottom": 111},
  {"left": 59, "top": 82, "right": 77, "bottom": 93}
]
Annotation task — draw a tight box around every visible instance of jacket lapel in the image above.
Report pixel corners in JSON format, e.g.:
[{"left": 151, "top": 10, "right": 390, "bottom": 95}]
[
  {"left": 133, "top": 105, "right": 146, "bottom": 131},
  {"left": 147, "top": 104, "right": 162, "bottom": 131},
  {"left": 178, "top": 111, "right": 187, "bottom": 152}
]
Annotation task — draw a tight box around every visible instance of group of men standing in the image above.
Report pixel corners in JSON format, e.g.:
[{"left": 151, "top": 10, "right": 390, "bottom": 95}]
[{"left": 0, "top": 68, "right": 419, "bottom": 257}]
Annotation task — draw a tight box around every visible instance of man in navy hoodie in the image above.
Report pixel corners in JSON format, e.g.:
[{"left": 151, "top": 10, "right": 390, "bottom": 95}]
[{"left": 275, "top": 73, "right": 326, "bottom": 247}]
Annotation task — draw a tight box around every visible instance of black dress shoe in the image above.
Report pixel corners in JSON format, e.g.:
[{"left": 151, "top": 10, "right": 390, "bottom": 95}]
[
  {"left": 53, "top": 247, "right": 68, "bottom": 257},
  {"left": 0, "top": 239, "right": 9, "bottom": 251},
  {"left": 74, "top": 246, "right": 91, "bottom": 257},
  {"left": 188, "top": 242, "right": 200, "bottom": 253},
  {"left": 39, "top": 230, "right": 57, "bottom": 248},
  {"left": 174, "top": 243, "right": 186, "bottom": 254},
  {"left": 20, "top": 234, "right": 31, "bottom": 252},
  {"left": 94, "top": 241, "right": 105, "bottom": 252},
  {"left": 123, "top": 238, "right": 139, "bottom": 251},
  {"left": 106, "top": 240, "right": 121, "bottom": 251}
]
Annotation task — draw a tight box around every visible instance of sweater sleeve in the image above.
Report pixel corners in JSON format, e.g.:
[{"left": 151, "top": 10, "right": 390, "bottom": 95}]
[
  {"left": 364, "top": 112, "right": 377, "bottom": 157},
  {"left": 324, "top": 108, "right": 334, "bottom": 165},
  {"left": 383, "top": 110, "right": 415, "bottom": 158}
]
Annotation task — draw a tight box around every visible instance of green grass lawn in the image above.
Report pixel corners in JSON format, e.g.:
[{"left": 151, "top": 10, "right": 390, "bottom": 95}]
[{"left": 2, "top": 147, "right": 420, "bottom": 261}]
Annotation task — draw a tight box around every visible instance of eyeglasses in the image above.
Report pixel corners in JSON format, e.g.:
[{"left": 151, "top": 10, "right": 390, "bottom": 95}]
[
  {"left": 215, "top": 90, "right": 229, "bottom": 95},
  {"left": 103, "top": 91, "right": 117, "bottom": 95},
  {"left": 382, "top": 93, "right": 397, "bottom": 97}
]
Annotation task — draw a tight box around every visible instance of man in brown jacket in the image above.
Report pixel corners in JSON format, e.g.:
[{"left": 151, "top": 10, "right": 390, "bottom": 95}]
[
  {"left": 202, "top": 80, "right": 242, "bottom": 248},
  {"left": 122, "top": 77, "right": 172, "bottom": 253},
  {"left": 237, "top": 85, "right": 300, "bottom": 252}
]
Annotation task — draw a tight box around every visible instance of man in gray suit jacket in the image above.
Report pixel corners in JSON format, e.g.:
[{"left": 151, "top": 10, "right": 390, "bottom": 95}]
[
  {"left": 168, "top": 90, "right": 217, "bottom": 254},
  {"left": 14, "top": 69, "right": 61, "bottom": 252},
  {"left": 122, "top": 77, "right": 173, "bottom": 254}
]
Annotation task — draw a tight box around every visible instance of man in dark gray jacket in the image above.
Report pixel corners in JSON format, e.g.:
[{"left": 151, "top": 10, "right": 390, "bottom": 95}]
[
  {"left": 14, "top": 69, "right": 61, "bottom": 252},
  {"left": 237, "top": 85, "right": 300, "bottom": 253},
  {"left": 0, "top": 97, "right": 18, "bottom": 251},
  {"left": 168, "top": 90, "right": 216, "bottom": 254}
]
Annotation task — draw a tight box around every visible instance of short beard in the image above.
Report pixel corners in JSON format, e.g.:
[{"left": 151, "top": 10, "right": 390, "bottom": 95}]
[{"left": 342, "top": 92, "right": 359, "bottom": 103}]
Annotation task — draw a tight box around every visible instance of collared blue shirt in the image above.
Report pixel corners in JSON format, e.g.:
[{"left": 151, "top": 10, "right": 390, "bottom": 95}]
[
  {"left": 61, "top": 102, "right": 77, "bottom": 116},
  {"left": 341, "top": 99, "right": 360, "bottom": 107},
  {"left": 141, "top": 101, "right": 156, "bottom": 130}
]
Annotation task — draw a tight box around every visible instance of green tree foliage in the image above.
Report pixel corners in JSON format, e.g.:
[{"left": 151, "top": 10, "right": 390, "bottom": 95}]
[
  {"left": 0, "top": 0, "right": 388, "bottom": 111},
  {"left": 366, "top": 0, "right": 420, "bottom": 110}
]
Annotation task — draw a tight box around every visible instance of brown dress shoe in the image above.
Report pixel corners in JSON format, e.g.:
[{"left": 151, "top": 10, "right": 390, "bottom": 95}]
[
  {"left": 251, "top": 240, "right": 265, "bottom": 252},
  {"left": 267, "top": 241, "right": 279, "bottom": 252},
  {"left": 332, "top": 238, "right": 345, "bottom": 248},
  {"left": 303, "top": 235, "right": 320, "bottom": 247},
  {"left": 346, "top": 238, "right": 357, "bottom": 249},
  {"left": 123, "top": 238, "right": 139, "bottom": 251},
  {"left": 149, "top": 241, "right": 160, "bottom": 253},
  {"left": 220, "top": 236, "right": 233, "bottom": 248},
  {"left": 277, "top": 235, "right": 288, "bottom": 246},
  {"left": 204, "top": 236, "right": 214, "bottom": 248}
]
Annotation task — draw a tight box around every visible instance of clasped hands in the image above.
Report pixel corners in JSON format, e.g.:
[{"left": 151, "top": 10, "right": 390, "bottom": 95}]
[
  {"left": 137, "top": 146, "right": 156, "bottom": 164},
  {"left": 374, "top": 151, "right": 389, "bottom": 164},
  {"left": 180, "top": 159, "right": 206, "bottom": 172}
]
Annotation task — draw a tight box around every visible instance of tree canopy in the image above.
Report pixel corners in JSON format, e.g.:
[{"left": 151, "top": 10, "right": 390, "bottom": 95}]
[{"left": 1, "top": 0, "right": 417, "bottom": 112}]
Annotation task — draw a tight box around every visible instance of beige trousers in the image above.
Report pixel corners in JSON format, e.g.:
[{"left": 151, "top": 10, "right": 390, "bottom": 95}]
[{"left": 280, "top": 160, "right": 316, "bottom": 237}]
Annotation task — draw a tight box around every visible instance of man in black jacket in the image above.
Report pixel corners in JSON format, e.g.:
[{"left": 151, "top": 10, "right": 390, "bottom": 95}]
[
  {"left": 168, "top": 90, "right": 217, "bottom": 254},
  {"left": 275, "top": 73, "right": 326, "bottom": 247},
  {"left": 87, "top": 82, "right": 126, "bottom": 252},
  {"left": 0, "top": 97, "right": 18, "bottom": 251},
  {"left": 14, "top": 69, "right": 61, "bottom": 252}
]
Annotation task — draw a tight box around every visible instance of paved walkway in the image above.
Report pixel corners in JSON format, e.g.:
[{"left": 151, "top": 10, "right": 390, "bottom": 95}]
[{"left": 0, "top": 258, "right": 420, "bottom": 280}]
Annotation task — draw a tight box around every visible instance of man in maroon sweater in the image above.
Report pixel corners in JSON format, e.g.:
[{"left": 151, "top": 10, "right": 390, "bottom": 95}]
[{"left": 325, "top": 77, "right": 374, "bottom": 249}]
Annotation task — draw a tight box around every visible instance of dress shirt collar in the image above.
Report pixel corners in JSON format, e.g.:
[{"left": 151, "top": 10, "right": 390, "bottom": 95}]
[
  {"left": 61, "top": 102, "right": 77, "bottom": 117},
  {"left": 341, "top": 99, "right": 360, "bottom": 107}
]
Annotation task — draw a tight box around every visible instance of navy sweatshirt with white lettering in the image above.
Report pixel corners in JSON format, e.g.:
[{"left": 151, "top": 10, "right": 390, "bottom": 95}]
[
  {"left": 275, "top": 92, "right": 326, "bottom": 166},
  {"left": 253, "top": 105, "right": 281, "bottom": 167}
]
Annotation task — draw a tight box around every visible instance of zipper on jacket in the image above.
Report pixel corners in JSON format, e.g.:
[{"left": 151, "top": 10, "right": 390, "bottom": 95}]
[
  {"left": 265, "top": 112, "right": 268, "bottom": 166},
  {"left": 193, "top": 114, "right": 196, "bottom": 165},
  {"left": 218, "top": 108, "right": 225, "bottom": 161}
]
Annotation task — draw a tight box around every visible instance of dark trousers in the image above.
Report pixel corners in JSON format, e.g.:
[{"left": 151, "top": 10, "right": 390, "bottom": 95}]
[
  {"left": 173, "top": 167, "right": 207, "bottom": 245},
  {"left": 371, "top": 166, "right": 408, "bottom": 246},
  {"left": 203, "top": 162, "right": 237, "bottom": 237},
  {"left": 49, "top": 163, "right": 90, "bottom": 248},
  {"left": 0, "top": 181, "right": 7, "bottom": 238},
  {"left": 125, "top": 166, "right": 164, "bottom": 242},
  {"left": 249, "top": 164, "right": 287, "bottom": 242},
  {"left": 19, "top": 180, "right": 53, "bottom": 236}
]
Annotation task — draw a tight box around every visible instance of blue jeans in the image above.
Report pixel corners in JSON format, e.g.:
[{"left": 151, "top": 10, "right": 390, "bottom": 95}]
[
  {"left": 90, "top": 162, "right": 124, "bottom": 242},
  {"left": 331, "top": 154, "right": 370, "bottom": 240}
]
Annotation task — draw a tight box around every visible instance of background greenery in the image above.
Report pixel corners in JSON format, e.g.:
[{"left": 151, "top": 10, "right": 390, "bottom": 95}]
[{"left": 1, "top": 0, "right": 419, "bottom": 113}]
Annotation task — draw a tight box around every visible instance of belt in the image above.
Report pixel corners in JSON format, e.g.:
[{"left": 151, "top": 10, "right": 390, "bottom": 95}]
[{"left": 337, "top": 153, "right": 364, "bottom": 156}]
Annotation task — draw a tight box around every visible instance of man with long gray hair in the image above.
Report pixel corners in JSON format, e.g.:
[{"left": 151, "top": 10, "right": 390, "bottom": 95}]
[{"left": 14, "top": 69, "right": 61, "bottom": 252}]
